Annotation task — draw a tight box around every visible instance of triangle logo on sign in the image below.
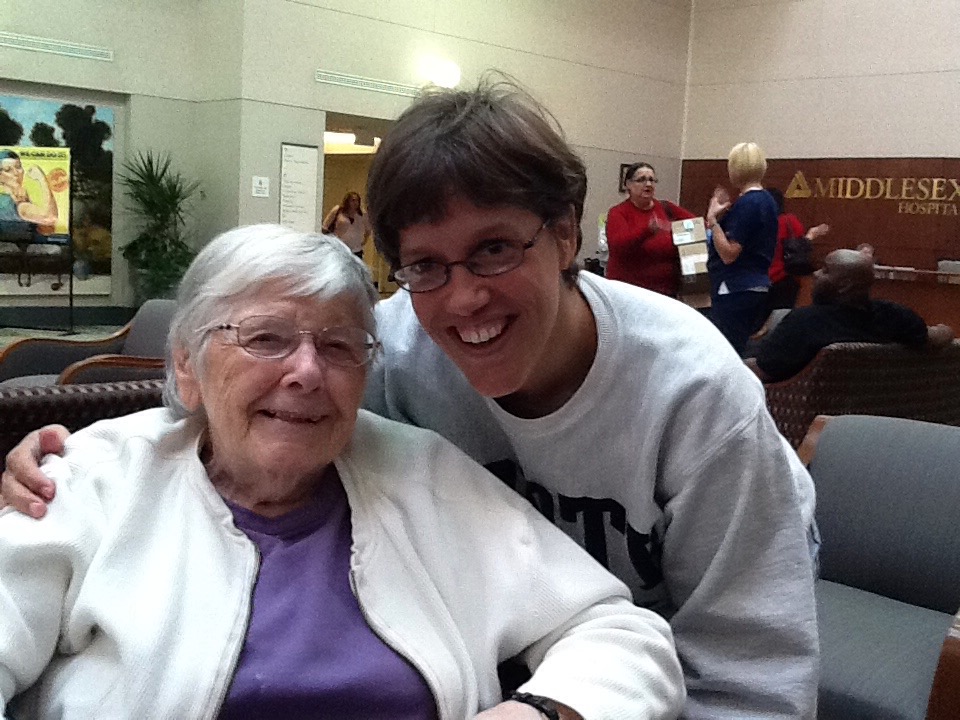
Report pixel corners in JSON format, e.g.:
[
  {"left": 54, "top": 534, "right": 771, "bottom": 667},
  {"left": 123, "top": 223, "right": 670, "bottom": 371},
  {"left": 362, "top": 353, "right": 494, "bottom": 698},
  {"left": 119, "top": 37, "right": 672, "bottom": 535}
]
[{"left": 785, "top": 171, "right": 812, "bottom": 199}]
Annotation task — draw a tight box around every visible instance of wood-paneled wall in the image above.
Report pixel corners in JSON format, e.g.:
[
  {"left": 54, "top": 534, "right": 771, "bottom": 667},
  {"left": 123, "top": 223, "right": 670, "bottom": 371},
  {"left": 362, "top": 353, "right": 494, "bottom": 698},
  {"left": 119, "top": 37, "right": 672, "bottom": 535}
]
[
  {"left": 680, "top": 158, "right": 960, "bottom": 328},
  {"left": 680, "top": 158, "right": 960, "bottom": 270}
]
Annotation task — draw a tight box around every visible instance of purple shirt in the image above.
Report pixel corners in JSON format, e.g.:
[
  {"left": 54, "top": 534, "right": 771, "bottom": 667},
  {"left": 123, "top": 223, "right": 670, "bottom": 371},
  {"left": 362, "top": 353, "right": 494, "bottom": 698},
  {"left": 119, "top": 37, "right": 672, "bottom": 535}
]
[{"left": 217, "top": 468, "right": 438, "bottom": 720}]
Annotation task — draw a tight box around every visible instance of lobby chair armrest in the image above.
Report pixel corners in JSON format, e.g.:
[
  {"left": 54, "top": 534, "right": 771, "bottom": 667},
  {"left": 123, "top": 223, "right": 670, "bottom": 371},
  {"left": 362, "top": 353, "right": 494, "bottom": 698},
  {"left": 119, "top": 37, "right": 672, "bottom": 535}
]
[
  {"left": 796, "top": 415, "right": 834, "bottom": 467},
  {"left": 59, "top": 355, "right": 165, "bottom": 385},
  {"left": 927, "top": 608, "right": 960, "bottom": 720},
  {"left": 0, "top": 332, "right": 129, "bottom": 381}
]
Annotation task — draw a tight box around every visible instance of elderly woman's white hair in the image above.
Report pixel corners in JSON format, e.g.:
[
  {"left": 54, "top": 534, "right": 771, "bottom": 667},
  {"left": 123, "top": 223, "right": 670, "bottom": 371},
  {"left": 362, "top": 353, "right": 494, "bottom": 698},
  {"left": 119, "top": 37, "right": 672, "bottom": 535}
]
[{"left": 163, "top": 224, "right": 379, "bottom": 417}]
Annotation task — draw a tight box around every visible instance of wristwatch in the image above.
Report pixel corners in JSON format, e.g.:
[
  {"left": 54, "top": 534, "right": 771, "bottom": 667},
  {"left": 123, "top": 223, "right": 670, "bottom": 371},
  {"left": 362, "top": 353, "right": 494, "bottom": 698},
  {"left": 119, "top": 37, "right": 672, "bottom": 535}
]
[{"left": 509, "top": 692, "right": 561, "bottom": 720}]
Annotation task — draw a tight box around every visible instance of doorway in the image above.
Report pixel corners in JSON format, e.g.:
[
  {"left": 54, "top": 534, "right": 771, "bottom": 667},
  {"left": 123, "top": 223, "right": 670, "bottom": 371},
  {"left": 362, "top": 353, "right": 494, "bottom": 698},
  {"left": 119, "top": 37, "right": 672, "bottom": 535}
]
[{"left": 323, "top": 112, "right": 396, "bottom": 297}]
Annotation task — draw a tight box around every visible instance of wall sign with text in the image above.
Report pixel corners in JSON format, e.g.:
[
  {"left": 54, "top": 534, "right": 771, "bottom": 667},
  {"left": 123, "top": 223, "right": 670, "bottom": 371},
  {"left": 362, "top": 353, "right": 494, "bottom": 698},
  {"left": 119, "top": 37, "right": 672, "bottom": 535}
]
[
  {"left": 279, "top": 143, "right": 319, "bottom": 233},
  {"left": 784, "top": 171, "right": 960, "bottom": 217}
]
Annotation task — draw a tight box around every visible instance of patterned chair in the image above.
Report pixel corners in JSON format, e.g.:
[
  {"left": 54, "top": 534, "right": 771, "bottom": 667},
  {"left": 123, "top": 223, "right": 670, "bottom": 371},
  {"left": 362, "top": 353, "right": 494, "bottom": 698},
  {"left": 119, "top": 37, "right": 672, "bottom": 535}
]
[
  {"left": 764, "top": 341, "right": 960, "bottom": 447},
  {"left": 0, "top": 379, "right": 165, "bottom": 462}
]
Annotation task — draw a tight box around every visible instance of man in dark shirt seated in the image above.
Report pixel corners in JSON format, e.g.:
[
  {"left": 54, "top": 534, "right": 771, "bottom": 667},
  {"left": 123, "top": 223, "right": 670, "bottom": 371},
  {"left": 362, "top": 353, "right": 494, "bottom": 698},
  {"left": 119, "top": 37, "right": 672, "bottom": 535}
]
[{"left": 748, "top": 248, "right": 954, "bottom": 382}]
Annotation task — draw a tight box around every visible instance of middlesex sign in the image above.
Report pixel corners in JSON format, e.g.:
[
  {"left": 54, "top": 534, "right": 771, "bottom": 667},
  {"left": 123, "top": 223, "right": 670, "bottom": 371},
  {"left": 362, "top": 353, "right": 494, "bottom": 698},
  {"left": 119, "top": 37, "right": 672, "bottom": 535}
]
[
  {"left": 679, "top": 158, "right": 960, "bottom": 270},
  {"left": 786, "top": 171, "right": 960, "bottom": 216}
]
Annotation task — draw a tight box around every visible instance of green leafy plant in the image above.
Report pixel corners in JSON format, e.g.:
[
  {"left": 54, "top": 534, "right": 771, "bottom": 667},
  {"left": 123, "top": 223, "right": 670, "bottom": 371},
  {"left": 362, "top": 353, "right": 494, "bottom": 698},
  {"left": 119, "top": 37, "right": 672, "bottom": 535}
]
[{"left": 119, "top": 151, "right": 199, "bottom": 302}]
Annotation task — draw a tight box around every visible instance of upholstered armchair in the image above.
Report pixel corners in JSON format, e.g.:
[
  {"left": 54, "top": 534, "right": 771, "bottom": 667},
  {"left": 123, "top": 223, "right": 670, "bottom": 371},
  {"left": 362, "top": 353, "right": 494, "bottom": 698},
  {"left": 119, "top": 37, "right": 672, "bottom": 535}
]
[
  {"left": 0, "top": 299, "right": 174, "bottom": 387},
  {"left": 804, "top": 414, "right": 960, "bottom": 719},
  {"left": 764, "top": 341, "right": 960, "bottom": 447}
]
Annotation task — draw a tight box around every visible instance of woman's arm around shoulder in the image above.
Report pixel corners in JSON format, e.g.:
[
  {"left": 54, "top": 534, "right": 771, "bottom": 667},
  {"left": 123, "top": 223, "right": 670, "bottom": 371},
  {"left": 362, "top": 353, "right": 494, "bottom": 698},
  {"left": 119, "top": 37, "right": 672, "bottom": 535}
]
[{"left": 1, "top": 425, "right": 71, "bottom": 518}]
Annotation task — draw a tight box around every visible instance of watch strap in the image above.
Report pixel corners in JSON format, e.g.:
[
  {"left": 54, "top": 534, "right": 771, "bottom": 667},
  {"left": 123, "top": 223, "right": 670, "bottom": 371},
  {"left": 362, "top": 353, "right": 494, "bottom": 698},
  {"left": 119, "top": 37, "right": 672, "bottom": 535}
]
[{"left": 509, "top": 691, "right": 561, "bottom": 720}]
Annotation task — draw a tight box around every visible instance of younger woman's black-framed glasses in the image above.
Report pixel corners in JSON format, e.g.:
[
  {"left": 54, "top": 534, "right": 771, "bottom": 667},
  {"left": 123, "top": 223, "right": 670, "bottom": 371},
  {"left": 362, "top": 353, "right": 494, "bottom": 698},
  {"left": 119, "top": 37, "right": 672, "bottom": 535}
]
[{"left": 393, "top": 221, "right": 549, "bottom": 293}]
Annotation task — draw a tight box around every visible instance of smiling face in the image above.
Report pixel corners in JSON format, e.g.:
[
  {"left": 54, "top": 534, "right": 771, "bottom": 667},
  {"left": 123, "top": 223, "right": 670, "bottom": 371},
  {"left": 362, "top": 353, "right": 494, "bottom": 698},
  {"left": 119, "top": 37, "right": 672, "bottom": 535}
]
[
  {"left": 626, "top": 165, "right": 657, "bottom": 208},
  {"left": 174, "top": 289, "right": 368, "bottom": 487},
  {"left": 399, "top": 195, "right": 586, "bottom": 405}
]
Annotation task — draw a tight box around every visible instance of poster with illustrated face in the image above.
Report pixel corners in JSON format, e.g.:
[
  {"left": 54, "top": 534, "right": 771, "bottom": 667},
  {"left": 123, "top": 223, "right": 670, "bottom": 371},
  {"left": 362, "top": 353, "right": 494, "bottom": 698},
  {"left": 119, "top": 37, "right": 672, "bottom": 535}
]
[
  {"left": 0, "top": 95, "right": 114, "bottom": 295},
  {"left": 0, "top": 146, "right": 71, "bottom": 234}
]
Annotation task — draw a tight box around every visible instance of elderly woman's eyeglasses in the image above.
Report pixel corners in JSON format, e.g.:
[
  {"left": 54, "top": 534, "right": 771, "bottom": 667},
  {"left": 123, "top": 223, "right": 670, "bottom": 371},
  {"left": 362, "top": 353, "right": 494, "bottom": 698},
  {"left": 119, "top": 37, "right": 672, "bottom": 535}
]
[
  {"left": 631, "top": 176, "right": 658, "bottom": 185},
  {"left": 204, "top": 316, "right": 380, "bottom": 367},
  {"left": 393, "top": 222, "right": 549, "bottom": 293}
]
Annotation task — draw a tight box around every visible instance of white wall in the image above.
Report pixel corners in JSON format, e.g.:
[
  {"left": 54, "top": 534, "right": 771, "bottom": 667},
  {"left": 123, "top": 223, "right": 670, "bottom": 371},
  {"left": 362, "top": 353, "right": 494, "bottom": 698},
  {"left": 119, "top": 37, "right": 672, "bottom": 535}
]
[
  {"left": 1, "top": 0, "right": 201, "bottom": 100},
  {"left": 684, "top": 0, "right": 960, "bottom": 159},
  {"left": 238, "top": 0, "right": 694, "bottom": 254},
  {"left": 237, "top": 99, "right": 327, "bottom": 228},
  {"left": 2, "top": 0, "right": 694, "bottom": 305},
  {"left": 193, "top": 99, "right": 244, "bottom": 248},
  {"left": 0, "top": 0, "right": 213, "bottom": 305}
]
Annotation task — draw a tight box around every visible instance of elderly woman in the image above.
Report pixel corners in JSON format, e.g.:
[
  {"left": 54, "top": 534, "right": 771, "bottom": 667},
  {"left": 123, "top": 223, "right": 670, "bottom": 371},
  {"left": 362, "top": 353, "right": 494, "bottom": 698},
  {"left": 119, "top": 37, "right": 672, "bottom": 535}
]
[
  {"left": 0, "top": 224, "right": 683, "bottom": 719},
  {"left": 706, "top": 142, "right": 779, "bottom": 355}
]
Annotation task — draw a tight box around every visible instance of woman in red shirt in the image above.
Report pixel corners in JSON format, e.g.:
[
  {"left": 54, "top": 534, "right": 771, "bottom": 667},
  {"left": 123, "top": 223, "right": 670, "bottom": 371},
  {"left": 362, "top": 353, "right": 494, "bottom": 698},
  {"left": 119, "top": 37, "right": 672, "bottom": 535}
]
[
  {"left": 605, "top": 162, "right": 697, "bottom": 297},
  {"left": 766, "top": 188, "right": 829, "bottom": 312}
]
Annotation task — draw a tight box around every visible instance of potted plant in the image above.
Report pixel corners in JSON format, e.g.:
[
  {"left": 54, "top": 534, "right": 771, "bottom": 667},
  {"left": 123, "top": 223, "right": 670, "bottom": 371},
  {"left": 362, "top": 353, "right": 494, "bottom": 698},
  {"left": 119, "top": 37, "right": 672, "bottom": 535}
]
[{"left": 119, "top": 151, "right": 199, "bottom": 302}]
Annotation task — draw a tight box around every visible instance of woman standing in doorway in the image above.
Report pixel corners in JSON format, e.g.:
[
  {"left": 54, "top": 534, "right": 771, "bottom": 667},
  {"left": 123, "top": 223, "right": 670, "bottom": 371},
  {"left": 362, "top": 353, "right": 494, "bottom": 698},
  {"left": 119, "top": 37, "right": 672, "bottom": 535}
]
[
  {"left": 605, "top": 163, "right": 697, "bottom": 297},
  {"left": 322, "top": 190, "right": 370, "bottom": 258}
]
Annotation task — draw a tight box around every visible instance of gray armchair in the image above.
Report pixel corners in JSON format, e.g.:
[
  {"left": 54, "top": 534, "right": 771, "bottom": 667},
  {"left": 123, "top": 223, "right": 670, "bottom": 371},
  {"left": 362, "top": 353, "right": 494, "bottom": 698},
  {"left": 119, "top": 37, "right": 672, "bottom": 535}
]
[
  {"left": 807, "top": 414, "right": 960, "bottom": 719},
  {"left": 0, "top": 299, "right": 174, "bottom": 387}
]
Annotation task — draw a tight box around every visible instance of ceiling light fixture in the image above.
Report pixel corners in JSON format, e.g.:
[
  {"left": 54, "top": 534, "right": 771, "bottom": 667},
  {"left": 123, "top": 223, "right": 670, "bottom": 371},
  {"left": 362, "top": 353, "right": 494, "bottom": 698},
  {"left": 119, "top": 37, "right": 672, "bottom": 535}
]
[
  {"left": 323, "top": 131, "right": 357, "bottom": 145},
  {"left": 420, "top": 57, "right": 461, "bottom": 89}
]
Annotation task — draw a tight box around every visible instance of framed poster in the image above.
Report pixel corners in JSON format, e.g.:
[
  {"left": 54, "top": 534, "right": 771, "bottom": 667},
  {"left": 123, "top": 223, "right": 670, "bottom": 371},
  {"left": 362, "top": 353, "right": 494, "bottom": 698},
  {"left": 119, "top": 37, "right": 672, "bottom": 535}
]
[
  {"left": 0, "top": 95, "right": 114, "bottom": 296},
  {"left": 0, "top": 146, "right": 72, "bottom": 294},
  {"left": 279, "top": 143, "right": 319, "bottom": 232}
]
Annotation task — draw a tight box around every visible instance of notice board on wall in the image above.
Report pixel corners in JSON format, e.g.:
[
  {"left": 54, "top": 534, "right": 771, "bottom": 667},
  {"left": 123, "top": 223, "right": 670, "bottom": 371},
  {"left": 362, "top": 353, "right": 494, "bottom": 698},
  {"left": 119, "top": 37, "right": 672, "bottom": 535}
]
[{"left": 279, "top": 143, "right": 319, "bottom": 232}]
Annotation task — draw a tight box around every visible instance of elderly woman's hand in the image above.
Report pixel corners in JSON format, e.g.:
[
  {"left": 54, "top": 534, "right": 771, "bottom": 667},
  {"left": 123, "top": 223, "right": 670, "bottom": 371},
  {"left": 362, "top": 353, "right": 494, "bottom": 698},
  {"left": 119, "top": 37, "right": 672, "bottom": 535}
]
[
  {"left": 474, "top": 699, "right": 583, "bottom": 719},
  {"left": 473, "top": 702, "right": 540, "bottom": 719}
]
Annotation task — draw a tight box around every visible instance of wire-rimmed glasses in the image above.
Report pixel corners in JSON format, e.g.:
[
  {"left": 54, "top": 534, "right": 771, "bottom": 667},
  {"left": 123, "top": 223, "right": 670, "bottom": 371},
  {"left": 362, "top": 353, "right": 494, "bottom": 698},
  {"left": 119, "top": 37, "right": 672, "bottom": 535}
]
[{"left": 203, "top": 315, "right": 380, "bottom": 367}]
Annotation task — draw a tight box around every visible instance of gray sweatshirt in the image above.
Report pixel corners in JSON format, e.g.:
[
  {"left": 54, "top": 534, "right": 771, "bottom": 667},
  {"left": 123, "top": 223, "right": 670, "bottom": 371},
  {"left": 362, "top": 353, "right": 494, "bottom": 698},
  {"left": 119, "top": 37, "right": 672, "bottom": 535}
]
[{"left": 365, "top": 272, "right": 818, "bottom": 719}]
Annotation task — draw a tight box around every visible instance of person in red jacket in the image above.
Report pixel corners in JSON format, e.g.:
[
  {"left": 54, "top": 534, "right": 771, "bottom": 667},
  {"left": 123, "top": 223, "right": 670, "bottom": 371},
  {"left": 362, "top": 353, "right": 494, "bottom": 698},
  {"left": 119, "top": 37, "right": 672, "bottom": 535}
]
[
  {"left": 766, "top": 188, "right": 829, "bottom": 313},
  {"left": 605, "top": 162, "right": 697, "bottom": 297}
]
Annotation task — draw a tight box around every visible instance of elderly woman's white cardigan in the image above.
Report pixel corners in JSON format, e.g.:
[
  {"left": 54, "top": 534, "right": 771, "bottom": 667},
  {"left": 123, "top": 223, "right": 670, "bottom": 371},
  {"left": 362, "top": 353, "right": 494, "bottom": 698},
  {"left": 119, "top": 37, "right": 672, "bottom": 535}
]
[{"left": 0, "top": 408, "right": 684, "bottom": 719}]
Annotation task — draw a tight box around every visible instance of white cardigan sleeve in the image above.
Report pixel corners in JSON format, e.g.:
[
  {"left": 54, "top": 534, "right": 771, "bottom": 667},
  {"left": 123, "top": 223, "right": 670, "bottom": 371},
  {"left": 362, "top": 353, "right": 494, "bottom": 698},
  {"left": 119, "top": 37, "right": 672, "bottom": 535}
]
[
  {"left": 0, "top": 455, "right": 99, "bottom": 715},
  {"left": 498, "top": 500, "right": 685, "bottom": 719},
  {"left": 380, "top": 433, "right": 687, "bottom": 719}
]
